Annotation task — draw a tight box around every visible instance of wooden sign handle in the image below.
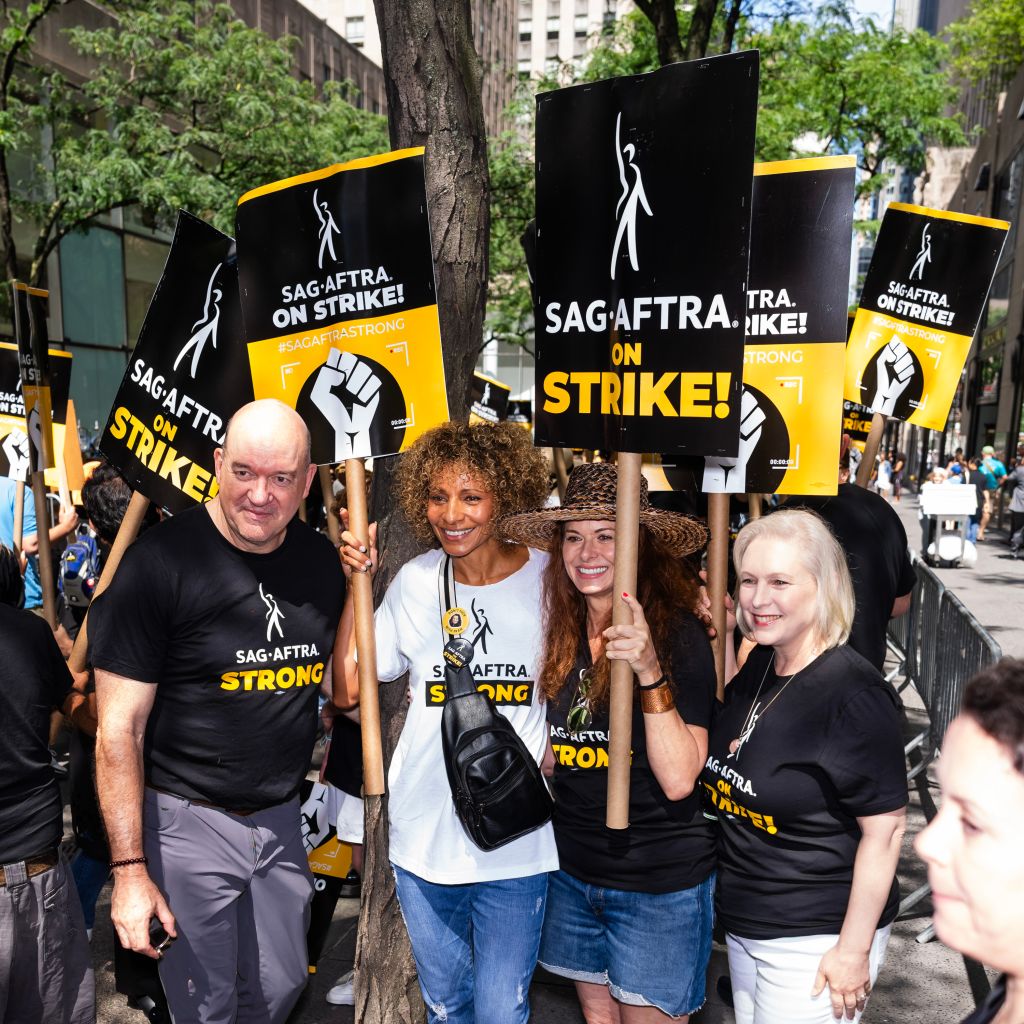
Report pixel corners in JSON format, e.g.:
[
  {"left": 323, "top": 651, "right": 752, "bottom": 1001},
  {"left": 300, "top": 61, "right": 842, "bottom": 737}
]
[
  {"left": 606, "top": 452, "right": 641, "bottom": 830},
  {"left": 12, "top": 479, "right": 25, "bottom": 553},
  {"left": 708, "top": 493, "right": 730, "bottom": 701},
  {"left": 345, "top": 458, "right": 385, "bottom": 797},
  {"left": 855, "top": 413, "right": 887, "bottom": 489},
  {"left": 30, "top": 471, "right": 57, "bottom": 628},
  {"left": 69, "top": 491, "right": 151, "bottom": 674}
]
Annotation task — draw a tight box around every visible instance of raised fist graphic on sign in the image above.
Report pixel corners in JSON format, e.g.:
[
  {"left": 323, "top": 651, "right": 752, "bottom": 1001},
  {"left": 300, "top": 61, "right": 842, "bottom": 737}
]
[
  {"left": 702, "top": 389, "right": 766, "bottom": 493},
  {"left": 2, "top": 428, "right": 30, "bottom": 481},
  {"left": 310, "top": 349, "right": 382, "bottom": 462},
  {"left": 870, "top": 335, "right": 915, "bottom": 416}
]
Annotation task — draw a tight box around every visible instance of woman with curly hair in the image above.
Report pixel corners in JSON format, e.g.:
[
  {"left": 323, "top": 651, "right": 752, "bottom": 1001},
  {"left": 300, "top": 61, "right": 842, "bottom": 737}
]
[
  {"left": 333, "top": 420, "right": 558, "bottom": 1024},
  {"left": 501, "top": 463, "right": 716, "bottom": 1023}
]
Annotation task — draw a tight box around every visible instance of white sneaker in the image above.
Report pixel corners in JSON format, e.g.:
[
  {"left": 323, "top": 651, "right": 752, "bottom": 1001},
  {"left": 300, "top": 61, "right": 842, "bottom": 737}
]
[{"left": 326, "top": 971, "right": 355, "bottom": 1006}]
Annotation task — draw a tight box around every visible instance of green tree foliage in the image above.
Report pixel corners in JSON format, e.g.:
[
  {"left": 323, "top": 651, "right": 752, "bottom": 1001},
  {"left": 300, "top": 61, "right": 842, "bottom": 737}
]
[
  {"left": 948, "top": 0, "right": 1024, "bottom": 89},
  {"left": 0, "top": 0, "right": 389, "bottom": 284}
]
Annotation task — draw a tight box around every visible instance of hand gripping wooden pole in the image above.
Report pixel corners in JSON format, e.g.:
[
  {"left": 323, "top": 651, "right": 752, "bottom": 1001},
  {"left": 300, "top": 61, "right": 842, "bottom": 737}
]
[
  {"left": 606, "top": 452, "right": 641, "bottom": 830},
  {"left": 69, "top": 491, "right": 151, "bottom": 674},
  {"left": 855, "top": 413, "right": 887, "bottom": 489},
  {"left": 708, "top": 493, "right": 730, "bottom": 701},
  {"left": 318, "top": 465, "right": 338, "bottom": 544},
  {"left": 345, "top": 458, "right": 385, "bottom": 796}
]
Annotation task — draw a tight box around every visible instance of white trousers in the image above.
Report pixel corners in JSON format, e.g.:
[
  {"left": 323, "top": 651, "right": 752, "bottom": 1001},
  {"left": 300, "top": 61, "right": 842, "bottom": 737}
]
[{"left": 726, "top": 924, "right": 893, "bottom": 1024}]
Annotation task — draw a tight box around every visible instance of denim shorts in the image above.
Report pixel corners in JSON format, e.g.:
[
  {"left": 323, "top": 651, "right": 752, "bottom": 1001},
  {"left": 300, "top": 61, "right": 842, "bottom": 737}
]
[{"left": 538, "top": 868, "right": 715, "bottom": 1018}]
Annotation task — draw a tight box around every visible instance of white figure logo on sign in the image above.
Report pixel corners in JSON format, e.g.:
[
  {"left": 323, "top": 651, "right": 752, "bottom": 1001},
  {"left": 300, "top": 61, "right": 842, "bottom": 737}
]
[
  {"left": 173, "top": 262, "right": 223, "bottom": 379},
  {"left": 610, "top": 112, "right": 653, "bottom": 280}
]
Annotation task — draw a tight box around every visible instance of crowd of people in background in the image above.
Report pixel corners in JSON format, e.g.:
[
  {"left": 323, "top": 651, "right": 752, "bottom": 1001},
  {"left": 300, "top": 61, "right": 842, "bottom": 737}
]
[{"left": 1, "top": 410, "right": 1023, "bottom": 1024}]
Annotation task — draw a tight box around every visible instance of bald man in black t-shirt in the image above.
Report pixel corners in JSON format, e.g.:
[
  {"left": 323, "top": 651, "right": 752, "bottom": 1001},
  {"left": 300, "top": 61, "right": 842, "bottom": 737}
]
[{"left": 92, "top": 401, "right": 344, "bottom": 1024}]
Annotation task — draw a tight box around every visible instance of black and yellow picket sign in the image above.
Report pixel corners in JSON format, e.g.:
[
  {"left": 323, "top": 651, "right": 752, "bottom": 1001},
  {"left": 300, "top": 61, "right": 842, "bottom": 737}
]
[
  {"left": 506, "top": 398, "right": 532, "bottom": 432},
  {"left": 534, "top": 52, "right": 759, "bottom": 455},
  {"left": 0, "top": 341, "right": 71, "bottom": 481},
  {"left": 99, "top": 212, "right": 253, "bottom": 514},
  {"left": 236, "top": 148, "right": 448, "bottom": 464},
  {"left": 468, "top": 371, "right": 511, "bottom": 425},
  {"left": 844, "top": 203, "right": 1009, "bottom": 431},
  {"left": 699, "top": 156, "right": 856, "bottom": 496},
  {"left": 11, "top": 283, "right": 56, "bottom": 472}
]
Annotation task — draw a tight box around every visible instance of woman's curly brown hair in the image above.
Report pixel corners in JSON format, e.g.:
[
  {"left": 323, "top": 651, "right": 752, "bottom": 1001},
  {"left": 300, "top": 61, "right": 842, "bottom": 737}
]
[{"left": 394, "top": 421, "right": 550, "bottom": 547}]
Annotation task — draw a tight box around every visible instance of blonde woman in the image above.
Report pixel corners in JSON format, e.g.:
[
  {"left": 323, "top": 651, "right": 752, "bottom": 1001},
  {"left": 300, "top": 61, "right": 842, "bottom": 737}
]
[{"left": 703, "top": 509, "right": 907, "bottom": 1024}]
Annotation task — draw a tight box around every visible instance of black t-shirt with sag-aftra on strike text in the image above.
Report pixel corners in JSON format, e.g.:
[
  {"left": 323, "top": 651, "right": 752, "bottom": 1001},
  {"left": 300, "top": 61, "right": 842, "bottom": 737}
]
[
  {"left": 89, "top": 505, "right": 344, "bottom": 812},
  {"left": 548, "top": 610, "right": 717, "bottom": 893},
  {"left": 702, "top": 643, "right": 908, "bottom": 939}
]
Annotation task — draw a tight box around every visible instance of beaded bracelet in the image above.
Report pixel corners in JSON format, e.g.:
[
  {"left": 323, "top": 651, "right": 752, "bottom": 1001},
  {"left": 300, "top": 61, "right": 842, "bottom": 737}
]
[{"left": 109, "top": 856, "right": 148, "bottom": 869}]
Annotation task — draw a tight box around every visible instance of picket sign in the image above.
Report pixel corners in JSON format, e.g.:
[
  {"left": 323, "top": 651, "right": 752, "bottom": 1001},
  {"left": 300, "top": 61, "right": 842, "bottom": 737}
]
[{"left": 534, "top": 54, "right": 759, "bottom": 827}]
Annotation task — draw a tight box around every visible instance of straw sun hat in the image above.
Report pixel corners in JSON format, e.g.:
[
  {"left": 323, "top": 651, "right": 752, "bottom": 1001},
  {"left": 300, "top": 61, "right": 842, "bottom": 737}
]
[{"left": 499, "top": 462, "right": 708, "bottom": 556}]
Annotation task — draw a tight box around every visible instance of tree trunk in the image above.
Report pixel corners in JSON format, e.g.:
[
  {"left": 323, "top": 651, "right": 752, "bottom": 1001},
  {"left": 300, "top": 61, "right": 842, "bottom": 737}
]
[
  {"left": 634, "top": 0, "right": 685, "bottom": 66},
  {"left": 685, "top": 0, "right": 721, "bottom": 61},
  {"left": 721, "top": 0, "right": 742, "bottom": 54},
  {"left": 354, "top": 2, "right": 490, "bottom": 1021}
]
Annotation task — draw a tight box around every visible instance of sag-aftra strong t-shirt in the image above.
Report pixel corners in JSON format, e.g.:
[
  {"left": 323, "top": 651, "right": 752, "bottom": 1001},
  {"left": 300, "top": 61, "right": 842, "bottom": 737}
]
[{"left": 90, "top": 506, "right": 344, "bottom": 811}]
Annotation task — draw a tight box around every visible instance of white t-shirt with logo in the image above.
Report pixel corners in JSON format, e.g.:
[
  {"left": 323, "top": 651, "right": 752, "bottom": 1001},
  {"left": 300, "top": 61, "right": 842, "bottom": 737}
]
[{"left": 374, "top": 546, "right": 559, "bottom": 884}]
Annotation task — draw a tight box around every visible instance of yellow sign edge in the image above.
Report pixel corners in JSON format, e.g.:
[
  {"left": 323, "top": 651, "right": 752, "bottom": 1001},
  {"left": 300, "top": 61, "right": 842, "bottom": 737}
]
[
  {"left": 754, "top": 155, "right": 857, "bottom": 177},
  {"left": 0, "top": 341, "right": 72, "bottom": 359},
  {"left": 11, "top": 282, "right": 48, "bottom": 298},
  {"left": 238, "top": 147, "right": 426, "bottom": 206},
  {"left": 888, "top": 202, "right": 1010, "bottom": 231}
]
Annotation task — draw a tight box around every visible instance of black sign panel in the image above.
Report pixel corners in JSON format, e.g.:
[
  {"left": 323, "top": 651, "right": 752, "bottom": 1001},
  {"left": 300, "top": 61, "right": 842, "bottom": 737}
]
[
  {"left": 845, "top": 203, "right": 1008, "bottom": 430},
  {"left": 236, "top": 149, "right": 449, "bottom": 464},
  {"left": 12, "top": 283, "right": 55, "bottom": 471},
  {"left": 534, "top": 52, "right": 759, "bottom": 455},
  {"left": 100, "top": 212, "right": 253, "bottom": 513},
  {"left": 469, "top": 372, "right": 511, "bottom": 424}
]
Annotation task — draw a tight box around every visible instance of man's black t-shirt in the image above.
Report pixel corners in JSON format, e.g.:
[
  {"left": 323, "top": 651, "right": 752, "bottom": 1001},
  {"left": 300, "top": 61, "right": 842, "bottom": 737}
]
[
  {"left": 788, "top": 485, "right": 916, "bottom": 670},
  {"left": 960, "top": 975, "right": 1006, "bottom": 1024},
  {"left": 549, "top": 611, "right": 717, "bottom": 893},
  {"left": 90, "top": 506, "right": 344, "bottom": 812},
  {"left": 0, "top": 605, "right": 74, "bottom": 861},
  {"left": 703, "top": 644, "right": 907, "bottom": 939}
]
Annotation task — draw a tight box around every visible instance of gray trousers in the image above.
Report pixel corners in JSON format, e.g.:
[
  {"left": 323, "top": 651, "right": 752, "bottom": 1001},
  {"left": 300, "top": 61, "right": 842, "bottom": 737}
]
[
  {"left": 143, "top": 788, "right": 313, "bottom": 1024},
  {"left": 0, "top": 853, "right": 95, "bottom": 1023}
]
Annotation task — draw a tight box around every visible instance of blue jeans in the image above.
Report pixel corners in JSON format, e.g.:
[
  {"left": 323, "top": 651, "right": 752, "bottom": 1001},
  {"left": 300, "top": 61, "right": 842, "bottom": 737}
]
[
  {"left": 539, "top": 869, "right": 715, "bottom": 1017},
  {"left": 392, "top": 864, "right": 548, "bottom": 1024},
  {"left": 70, "top": 849, "right": 111, "bottom": 931}
]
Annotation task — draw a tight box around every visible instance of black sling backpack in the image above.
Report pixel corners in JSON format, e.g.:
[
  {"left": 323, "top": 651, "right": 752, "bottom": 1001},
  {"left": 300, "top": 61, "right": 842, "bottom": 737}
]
[{"left": 440, "top": 636, "right": 553, "bottom": 852}]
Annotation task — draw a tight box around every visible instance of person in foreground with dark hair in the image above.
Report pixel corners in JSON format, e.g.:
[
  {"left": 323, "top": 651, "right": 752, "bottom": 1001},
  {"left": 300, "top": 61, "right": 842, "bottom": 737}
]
[
  {"left": 501, "top": 462, "right": 716, "bottom": 1023},
  {"left": 0, "top": 542, "right": 95, "bottom": 1022},
  {"left": 916, "top": 658, "right": 1024, "bottom": 1024},
  {"left": 335, "top": 420, "right": 557, "bottom": 1024}
]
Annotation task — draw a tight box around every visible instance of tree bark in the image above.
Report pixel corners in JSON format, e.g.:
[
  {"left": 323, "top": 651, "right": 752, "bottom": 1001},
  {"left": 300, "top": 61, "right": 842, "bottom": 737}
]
[
  {"left": 633, "top": 0, "right": 685, "bottom": 66},
  {"left": 685, "top": 0, "right": 721, "bottom": 61},
  {"left": 721, "top": 0, "right": 743, "bottom": 54},
  {"left": 354, "top": 2, "right": 490, "bottom": 1021}
]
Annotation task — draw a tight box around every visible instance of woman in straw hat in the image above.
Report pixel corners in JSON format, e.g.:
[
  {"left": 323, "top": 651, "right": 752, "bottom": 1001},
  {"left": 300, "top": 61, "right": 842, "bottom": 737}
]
[
  {"left": 501, "top": 462, "right": 716, "bottom": 1024},
  {"left": 704, "top": 509, "right": 907, "bottom": 1024},
  {"left": 333, "top": 420, "right": 558, "bottom": 1024}
]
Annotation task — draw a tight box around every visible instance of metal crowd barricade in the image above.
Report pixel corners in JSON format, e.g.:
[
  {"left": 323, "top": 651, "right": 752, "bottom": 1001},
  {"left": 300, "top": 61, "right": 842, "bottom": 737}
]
[{"left": 890, "top": 555, "right": 1002, "bottom": 942}]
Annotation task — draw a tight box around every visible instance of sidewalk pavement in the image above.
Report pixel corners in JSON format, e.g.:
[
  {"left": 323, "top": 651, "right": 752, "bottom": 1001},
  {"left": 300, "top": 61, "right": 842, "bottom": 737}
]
[
  {"left": 891, "top": 489, "right": 1024, "bottom": 658},
  {"left": 90, "top": 489, "right": 1018, "bottom": 1022}
]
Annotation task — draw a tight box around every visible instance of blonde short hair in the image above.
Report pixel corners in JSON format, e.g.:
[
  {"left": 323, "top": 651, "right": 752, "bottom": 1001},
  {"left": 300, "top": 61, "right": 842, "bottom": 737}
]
[{"left": 732, "top": 508, "right": 855, "bottom": 651}]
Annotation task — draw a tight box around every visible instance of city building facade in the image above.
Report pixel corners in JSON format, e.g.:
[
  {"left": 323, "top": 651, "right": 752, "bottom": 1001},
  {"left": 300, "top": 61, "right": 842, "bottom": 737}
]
[{"left": 1, "top": 0, "right": 386, "bottom": 434}]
